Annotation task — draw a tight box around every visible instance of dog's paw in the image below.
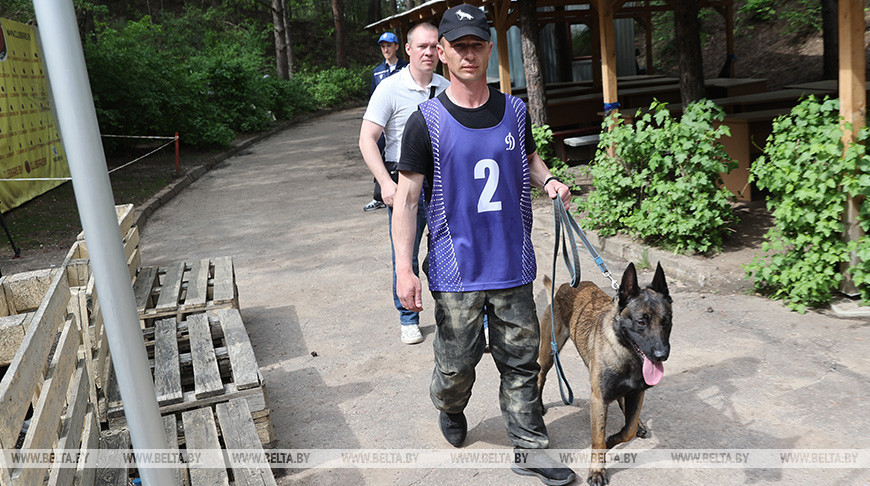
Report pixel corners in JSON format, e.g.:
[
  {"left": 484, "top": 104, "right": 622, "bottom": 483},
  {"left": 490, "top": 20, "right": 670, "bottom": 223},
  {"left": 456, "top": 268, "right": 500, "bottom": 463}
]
[
  {"left": 636, "top": 420, "right": 650, "bottom": 438},
  {"left": 587, "top": 468, "right": 609, "bottom": 486}
]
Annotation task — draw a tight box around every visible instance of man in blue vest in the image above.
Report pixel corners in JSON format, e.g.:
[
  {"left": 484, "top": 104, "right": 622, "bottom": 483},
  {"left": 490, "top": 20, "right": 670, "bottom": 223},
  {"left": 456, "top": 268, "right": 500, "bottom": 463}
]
[
  {"left": 393, "top": 5, "right": 575, "bottom": 485},
  {"left": 363, "top": 31, "right": 410, "bottom": 212}
]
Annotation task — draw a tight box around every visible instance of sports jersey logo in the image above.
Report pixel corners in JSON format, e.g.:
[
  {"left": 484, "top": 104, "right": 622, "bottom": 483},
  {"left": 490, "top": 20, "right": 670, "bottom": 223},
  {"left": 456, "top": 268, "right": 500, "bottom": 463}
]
[
  {"left": 456, "top": 9, "right": 474, "bottom": 21},
  {"left": 504, "top": 132, "right": 515, "bottom": 151}
]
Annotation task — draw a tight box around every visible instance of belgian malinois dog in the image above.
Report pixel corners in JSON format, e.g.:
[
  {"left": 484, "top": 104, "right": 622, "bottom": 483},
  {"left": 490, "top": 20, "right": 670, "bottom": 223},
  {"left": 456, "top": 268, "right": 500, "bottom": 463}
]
[{"left": 538, "top": 262, "right": 672, "bottom": 486}]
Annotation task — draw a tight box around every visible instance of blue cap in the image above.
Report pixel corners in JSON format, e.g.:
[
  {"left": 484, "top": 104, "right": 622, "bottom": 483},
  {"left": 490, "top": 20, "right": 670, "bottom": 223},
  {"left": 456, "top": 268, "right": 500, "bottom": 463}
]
[{"left": 377, "top": 32, "right": 399, "bottom": 44}]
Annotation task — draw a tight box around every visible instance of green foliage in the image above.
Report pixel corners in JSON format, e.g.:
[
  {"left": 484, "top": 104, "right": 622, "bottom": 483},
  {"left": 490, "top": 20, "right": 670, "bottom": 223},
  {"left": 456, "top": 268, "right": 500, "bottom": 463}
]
[
  {"left": 580, "top": 100, "right": 737, "bottom": 254},
  {"left": 295, "top": 66, "right": 370, "bottom": 108},
  {"left": 532, "top": 124, "right": 575, "bottom": 191},
  {"left": 745, "top": 97, "right": 870, "bottom": 312},
  {"left": 738, "top": 0, "right": 822, "bottom": 35},
  {"left": 847, "top": 130, "right": 870, "bottom": 302},
  {"left": 82, "top": 7, "right": 368, "bottom": 147}
]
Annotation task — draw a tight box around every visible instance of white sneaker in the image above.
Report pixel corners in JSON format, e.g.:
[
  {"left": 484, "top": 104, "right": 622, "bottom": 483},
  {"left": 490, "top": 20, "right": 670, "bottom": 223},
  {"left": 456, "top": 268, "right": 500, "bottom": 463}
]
[{"left": 401, "top": 324, "right": 423, "bottom": 344}]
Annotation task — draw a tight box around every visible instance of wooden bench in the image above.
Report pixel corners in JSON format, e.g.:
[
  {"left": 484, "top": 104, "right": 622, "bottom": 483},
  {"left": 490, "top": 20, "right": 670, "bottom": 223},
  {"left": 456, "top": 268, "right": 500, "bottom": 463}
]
[
  {"left": 704, "top": 78, "right": 768, "bottom": 98},
  {"left": 709, "top": 88, "right": 835, "bottom": 114}
]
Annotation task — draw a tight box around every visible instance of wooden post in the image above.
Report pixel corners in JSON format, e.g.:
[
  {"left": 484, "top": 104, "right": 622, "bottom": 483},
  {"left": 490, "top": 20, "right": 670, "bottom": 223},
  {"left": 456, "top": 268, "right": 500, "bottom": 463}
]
[
  {"left": 839, "top": 0, "right": 867, "bottom": 295},
  {"left": 644, "top": 14, "right": 654, "bottom": 75},
  {"left": 724, "top": 0, "right": 735, "bottom": 77},
  {"left": 596, "top": 0, "right": 618, "bottom": 114},
  {"left": 494, "top": 0, "right": 512, "bottom": 95},
  {"left": 591, "top": 17, "right": 602, "bottom": 87}
]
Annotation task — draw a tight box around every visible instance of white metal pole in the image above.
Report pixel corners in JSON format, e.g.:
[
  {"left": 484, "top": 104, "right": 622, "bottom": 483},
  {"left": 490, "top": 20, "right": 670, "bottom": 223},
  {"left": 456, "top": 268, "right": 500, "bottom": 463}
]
[{"left": 31, "top": 1, "right": 176, "bottom": 484}]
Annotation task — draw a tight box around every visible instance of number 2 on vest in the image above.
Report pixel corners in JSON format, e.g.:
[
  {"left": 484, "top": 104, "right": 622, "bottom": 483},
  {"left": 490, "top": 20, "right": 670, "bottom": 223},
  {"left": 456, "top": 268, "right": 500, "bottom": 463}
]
[{"left": 474, "top": 159, "right": 502, "bottom": 213}]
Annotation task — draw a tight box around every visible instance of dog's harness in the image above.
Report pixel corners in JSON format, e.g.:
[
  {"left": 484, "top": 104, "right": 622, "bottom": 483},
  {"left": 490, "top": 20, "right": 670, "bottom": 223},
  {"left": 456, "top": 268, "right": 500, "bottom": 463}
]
[{"left": 549, "top": 195, "right": 619, "bottom": 406}]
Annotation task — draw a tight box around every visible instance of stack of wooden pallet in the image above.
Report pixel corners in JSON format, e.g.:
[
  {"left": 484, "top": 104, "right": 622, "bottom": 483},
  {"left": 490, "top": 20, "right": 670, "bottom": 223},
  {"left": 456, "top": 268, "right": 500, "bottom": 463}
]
[
  {"left": 105, "top": 256, "right": 274, "bottom": 446},
  {"left": 0, "top": 204, "right": 276, "bottom": 486}
]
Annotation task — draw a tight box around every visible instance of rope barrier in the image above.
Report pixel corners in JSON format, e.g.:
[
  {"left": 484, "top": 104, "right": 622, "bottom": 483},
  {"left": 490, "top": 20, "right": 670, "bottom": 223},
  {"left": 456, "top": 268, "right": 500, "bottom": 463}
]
[
  {"left": 107, "top": 138, "right": 176, "bottom": 175},
  {"left": 101, "top": 134, "right": 177, "bottom": 140},
  {"left": 0, "top": 135, "right": 179, "bottom": 182}
]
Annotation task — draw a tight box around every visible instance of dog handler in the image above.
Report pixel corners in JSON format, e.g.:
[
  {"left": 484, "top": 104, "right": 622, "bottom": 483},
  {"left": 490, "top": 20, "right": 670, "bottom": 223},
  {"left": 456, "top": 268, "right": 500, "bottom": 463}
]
[{"left": 393, "top": 5, "right": 574, "bottom": 485}]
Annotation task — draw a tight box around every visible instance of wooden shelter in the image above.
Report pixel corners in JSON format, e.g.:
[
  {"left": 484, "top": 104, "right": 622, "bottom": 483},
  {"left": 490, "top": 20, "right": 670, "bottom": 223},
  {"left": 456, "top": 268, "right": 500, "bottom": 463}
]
[
  {"left": 365, "top": 0, "right": 737, "bottom": 101},
  {"left": 367, "top": 0, "right": 867, "bottom": 288}
]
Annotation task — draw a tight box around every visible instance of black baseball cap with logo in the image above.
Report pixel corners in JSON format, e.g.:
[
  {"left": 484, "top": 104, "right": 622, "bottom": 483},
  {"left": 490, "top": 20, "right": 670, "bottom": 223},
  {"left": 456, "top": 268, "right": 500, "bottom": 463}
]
[{"left": 438, "top": 4, "right": 490, "bottom": 42}]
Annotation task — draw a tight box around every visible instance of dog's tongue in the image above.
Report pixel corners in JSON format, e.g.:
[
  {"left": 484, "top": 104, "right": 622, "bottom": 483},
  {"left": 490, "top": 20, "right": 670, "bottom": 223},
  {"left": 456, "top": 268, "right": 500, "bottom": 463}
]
[{"left": 642, "top": 357, "right": 664, "bottom": 386}]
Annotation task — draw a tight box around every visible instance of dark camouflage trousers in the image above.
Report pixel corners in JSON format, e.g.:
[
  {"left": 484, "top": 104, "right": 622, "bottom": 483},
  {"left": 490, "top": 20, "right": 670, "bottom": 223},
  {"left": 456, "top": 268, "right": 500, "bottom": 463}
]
[{"left": 430, "top": 283, "right": 549, "bottom": 449}]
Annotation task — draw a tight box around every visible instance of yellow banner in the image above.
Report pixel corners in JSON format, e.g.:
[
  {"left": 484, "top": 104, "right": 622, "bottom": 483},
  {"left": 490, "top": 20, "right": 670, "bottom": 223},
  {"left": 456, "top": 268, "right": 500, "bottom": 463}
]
[{"left": 0, "top": 18, "right": 69, "bottom": 213}]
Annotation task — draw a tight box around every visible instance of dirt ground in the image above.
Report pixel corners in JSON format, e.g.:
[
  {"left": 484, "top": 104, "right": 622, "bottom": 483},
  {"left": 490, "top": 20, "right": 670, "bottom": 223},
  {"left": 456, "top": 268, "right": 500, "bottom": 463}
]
[
  {"left": 1, "top": 107, "right": 868, "bottom": 485},
  {"left": 134, "top": 108, "right": 868, "bottom": 485}
]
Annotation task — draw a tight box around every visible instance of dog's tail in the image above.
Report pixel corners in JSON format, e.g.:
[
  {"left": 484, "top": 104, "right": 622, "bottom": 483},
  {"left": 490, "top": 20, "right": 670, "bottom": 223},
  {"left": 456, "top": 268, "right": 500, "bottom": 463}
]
[{"left": 543, "top": 275, "right": 552, "bottom": 293}]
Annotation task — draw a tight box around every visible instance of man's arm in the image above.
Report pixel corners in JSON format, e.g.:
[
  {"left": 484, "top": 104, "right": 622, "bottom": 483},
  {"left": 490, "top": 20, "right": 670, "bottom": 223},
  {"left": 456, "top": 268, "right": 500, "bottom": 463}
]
[
  {"left": 359, "top": 119, "right": 398, "bottom": 206},
  {"left": 528, "top": 151, "right": 571, "bottom": 209},
  {"left": 393, "top": 170, "right": 426, "bottom": 312}
]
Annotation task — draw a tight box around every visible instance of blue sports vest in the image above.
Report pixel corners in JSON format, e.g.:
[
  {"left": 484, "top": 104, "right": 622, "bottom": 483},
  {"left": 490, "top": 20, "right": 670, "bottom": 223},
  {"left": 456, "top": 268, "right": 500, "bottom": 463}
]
[{"left": 419, "top": 94, "right": 535, "bottom": 292}]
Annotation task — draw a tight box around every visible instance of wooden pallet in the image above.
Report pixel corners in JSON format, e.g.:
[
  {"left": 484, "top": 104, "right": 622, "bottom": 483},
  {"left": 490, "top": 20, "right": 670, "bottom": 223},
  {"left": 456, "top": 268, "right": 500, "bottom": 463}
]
[
  {"left": 99, "top": 399, "right": 276, "bottom": 486},
  {"left": 70, "top": 204, "right": 142, "bottom": 281},
  {"left": 105, "top": 309, "right": 273, "bottom": 445},
  {"left": 0, "top": 267, "right": 63, "bottom": 366},
  {"left": 0, "top": 266, "right": 102, "bottom": 486},
  {"left": 134, "top": 256, "right": 238, "bottom": 321}
]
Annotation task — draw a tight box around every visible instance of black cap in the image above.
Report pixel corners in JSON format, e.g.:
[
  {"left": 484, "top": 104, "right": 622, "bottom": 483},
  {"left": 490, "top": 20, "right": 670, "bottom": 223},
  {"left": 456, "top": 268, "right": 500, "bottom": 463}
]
[{"left": 439, "top": 4, "right": 490, "bottom": 42}]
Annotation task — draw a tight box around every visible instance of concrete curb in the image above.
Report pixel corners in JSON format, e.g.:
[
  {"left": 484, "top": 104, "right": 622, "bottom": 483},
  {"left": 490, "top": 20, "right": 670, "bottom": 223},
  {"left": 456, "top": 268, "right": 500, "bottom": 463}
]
[{"left": 132, "top": 103, "right": 365, "bottom": 233}]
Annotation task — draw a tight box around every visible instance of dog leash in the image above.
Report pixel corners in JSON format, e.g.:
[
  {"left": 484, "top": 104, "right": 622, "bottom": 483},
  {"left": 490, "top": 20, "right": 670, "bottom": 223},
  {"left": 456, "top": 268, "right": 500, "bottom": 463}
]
[{"left": 549, "top": 195, "right": 620, "bottom": 405}]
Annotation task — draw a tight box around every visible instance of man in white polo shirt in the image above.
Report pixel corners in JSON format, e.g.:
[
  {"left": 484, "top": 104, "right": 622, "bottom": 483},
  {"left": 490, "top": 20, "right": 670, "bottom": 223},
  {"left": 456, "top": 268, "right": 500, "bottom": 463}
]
[{"left": 358, "top": 22, "right": 449, "bottom": 345}]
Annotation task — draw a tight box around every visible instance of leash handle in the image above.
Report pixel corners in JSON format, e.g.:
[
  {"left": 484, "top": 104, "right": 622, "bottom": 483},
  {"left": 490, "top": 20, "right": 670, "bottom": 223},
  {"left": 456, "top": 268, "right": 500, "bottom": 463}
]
[
  {"left": 553, "top": 198, "right": 619, "bottom": 290},
  {"left": 550, "top": 197, "right": 575, "bottom": 406}
]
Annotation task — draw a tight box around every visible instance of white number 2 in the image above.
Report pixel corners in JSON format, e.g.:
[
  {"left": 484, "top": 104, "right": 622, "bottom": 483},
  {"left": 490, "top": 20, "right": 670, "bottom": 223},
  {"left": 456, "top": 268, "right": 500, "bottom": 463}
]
[{"left": 474, "top": 159, "right": 502, "bottom": 213}]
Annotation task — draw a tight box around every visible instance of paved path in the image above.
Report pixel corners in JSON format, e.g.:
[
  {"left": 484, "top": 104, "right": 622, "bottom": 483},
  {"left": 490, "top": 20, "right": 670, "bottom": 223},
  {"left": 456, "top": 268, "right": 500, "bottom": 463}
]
[{"left": 138, "top": 107, "right": 870, "bottom": 485}]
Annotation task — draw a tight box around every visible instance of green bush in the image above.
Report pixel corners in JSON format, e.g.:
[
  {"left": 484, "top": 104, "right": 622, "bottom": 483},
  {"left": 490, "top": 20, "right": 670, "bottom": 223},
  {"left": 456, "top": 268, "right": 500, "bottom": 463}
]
[
  {"left": 580, "top": 100, "right": 737, "bottom": 254},
  {"left": 747, "top": 97, "right": 870, "bottom": 311},
  {"left": 82, "top": 7, "right": 367, "bottom": 148},
  {"left": 296, "top": 66, "right": 370, "bottom": 108}
]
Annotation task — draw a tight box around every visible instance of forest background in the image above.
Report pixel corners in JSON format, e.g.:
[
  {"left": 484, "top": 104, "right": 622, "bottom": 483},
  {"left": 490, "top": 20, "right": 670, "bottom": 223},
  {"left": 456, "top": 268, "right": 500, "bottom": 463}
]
[{"left": 0, "top": 0, "right": 850, "bottom": 258}]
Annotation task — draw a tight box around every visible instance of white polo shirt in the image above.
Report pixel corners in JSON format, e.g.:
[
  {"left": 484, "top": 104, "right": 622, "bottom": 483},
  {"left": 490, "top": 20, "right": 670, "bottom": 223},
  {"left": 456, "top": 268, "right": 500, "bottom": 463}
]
[{"left": 363, "top": 67, "right": 449, "bottom": 163}]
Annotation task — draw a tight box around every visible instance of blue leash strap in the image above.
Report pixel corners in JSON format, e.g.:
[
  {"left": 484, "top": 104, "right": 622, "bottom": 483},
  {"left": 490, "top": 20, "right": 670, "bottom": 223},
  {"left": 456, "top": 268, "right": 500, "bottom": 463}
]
[{"left": 548, "top": 197, "right": 619, "bottom": 406}]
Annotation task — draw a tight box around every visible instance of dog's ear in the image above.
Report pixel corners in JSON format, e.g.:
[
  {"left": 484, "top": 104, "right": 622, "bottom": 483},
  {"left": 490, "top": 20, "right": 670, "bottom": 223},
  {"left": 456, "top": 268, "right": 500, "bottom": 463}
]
[
  {"left": 650, "top": 262, "right": 671, "bottom": 302},
  {"left": 618, "top": 262, "right": 640, "bottom": 309}
]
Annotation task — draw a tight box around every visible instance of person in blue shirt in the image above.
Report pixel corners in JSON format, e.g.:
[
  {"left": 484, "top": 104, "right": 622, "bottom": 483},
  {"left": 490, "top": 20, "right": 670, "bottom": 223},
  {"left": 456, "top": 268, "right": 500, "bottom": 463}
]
[
  {"left": 370, "top": 32, "right": 410, "bottom": 95},
  {"left": 364, "top": 32, "right": 410, "bottom": 212}
]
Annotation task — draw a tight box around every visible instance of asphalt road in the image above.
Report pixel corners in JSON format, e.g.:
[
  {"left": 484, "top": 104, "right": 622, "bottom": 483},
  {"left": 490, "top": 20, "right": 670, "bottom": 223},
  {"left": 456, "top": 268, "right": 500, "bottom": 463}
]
[{"left": 137, "top": 107, "right": 870, "bottom": 486}]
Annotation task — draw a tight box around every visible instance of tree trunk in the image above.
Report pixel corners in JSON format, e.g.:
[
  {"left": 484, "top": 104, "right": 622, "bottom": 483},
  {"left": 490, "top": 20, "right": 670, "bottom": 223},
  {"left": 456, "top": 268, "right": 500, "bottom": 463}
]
[
  {"left": 552, "top": 6, "right": 573, "bottom": 82},
  {"left": 271, "top": 0, "right": 289, "bottom": 79},
  {"left": 332, "top": 0, "right": 347, "bottom": 67},
  {"left": 388, "top": 0, "right": 398, "bottom": 15},
  {"left": 368, "top": 0, "right": 382, "bottom": 24},
  {"left": 821, "top": 0, "right": 838, "bottom": 80},
  {"left": 518, "top": 0, "right": 549, "bottom": 127},
  {"left": 672, "top": 0, "right": 705, "bottom": 106},
  {"left": 285, "top": 0, "right": 294, "bottom": 77}
]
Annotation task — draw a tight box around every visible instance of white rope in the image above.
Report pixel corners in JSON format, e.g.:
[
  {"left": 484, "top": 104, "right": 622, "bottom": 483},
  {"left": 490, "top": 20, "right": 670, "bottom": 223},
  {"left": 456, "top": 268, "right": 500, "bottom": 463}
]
[
  {"left": 101, "top": 134, "right": 177, "bottom": 140},
  {"left": 107, "top": 138, "right": 176, "bottom": 174},
  {"left": 0, "top": 138, "right": 177, "bottom": 182}
]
